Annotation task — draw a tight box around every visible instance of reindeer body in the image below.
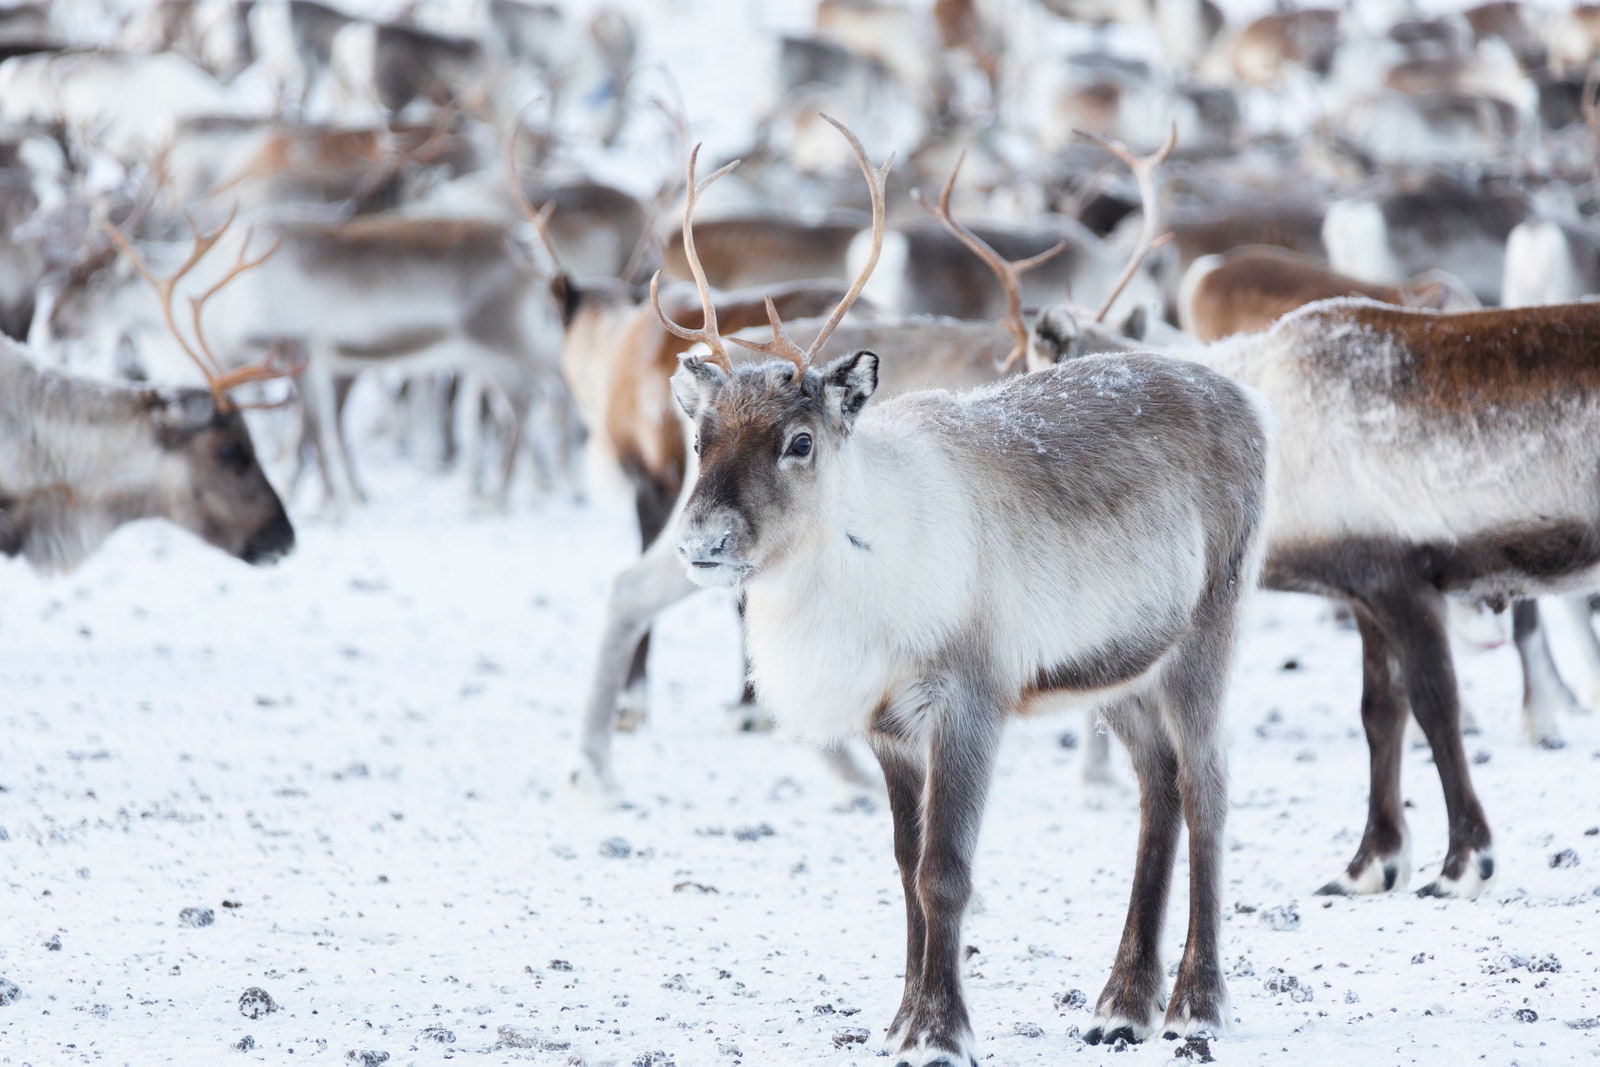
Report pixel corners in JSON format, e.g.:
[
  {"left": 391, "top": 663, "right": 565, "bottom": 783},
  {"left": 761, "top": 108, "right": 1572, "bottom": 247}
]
[
  {"left": 672, "top": 348, "right": 1270, "bottom": 1057},
  {"left": 0, "top": 340, "right": 293, "bottom": 573}
]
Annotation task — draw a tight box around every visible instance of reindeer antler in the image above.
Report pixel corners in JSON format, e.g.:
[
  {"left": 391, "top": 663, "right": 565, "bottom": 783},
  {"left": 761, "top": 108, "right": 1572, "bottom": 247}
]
[
  {"left": 726, "top": 115, "right": 892, "bottom": 380},
  {"left": 648, "top": 143, "right": 741, "bottom": 372},
  {"left": 916, "top": 154, "right": 1068, "bottom": 373},
  {"left": 505, "top": 103, "right": 566, "bottom": 274},
  {"left": 104, "top": 209, "right": 293, "bottom": 411},
  {"left": 1074, "top": 123, "right": 1177, "bottom": 324}
]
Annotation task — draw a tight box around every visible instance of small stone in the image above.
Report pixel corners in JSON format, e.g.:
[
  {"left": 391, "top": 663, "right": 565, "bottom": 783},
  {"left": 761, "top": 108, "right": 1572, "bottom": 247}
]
[
  {"left": 549, "top": 959, "right": 574, "bottom": 971},
  {"left": 497, "top": 1025, "right": 569, "bottom": 1051},
  {"left": 1514, "top": 1008, "right": 1539, "bottom": 1023},
  {"left": 418, "top": 1026, "right": 455, "bottom": 1044},
  {"left": 344, "top": 1052, "right": 388, "bottom": 1066},
  {"left": 1260, "top": 904, "right": 1300, "bottom": 931},
  {"left": 1175, "top": 1036, "right": 1215, "bottom": 1062},
  {"left": 1280, "top": 658, "right": 1300, "bottom": 671},
  {"left": 831, "top": 1026, "right": 870, "bottom": 1048},
  {"left": 1054, "top": 988, "right": 1087, "bottom": 1012},
  {"left": 1014, "top": 1021, "right": 1044, "bottom": 1038},
  {"left": 732, "top": 823, "right": 775, "bottom": 842},
  {"left": 1344, "top": 991, "right": 1359, "bottom": 1004},
  {"left": 1411, "top": 953, "right": 1427, "bottom": 964},
  {"left": 717, "top": 1037, "right": 742, "bottom": 1055},
  {"left": 1585, "top": 827, "right": 1599, "bottom": 837},
  {"left": 660, "top": 974, "right": 688, "bottom": 991},
  {"left": 0, "top": 978, "right": 21, "bottom": 1006},
  {"left": 1264, "top": 968, "right": 1311, "bottom": 1002},
  {"left": 43, "top": 934, "right": 61, "bottom": 951},
  {"left": 1551, "top": 849, "right": 1580, "bottom": 869},
  {"left": 599, "top": 837, "right": 632, "bottom": 859},
  {"left": 1528, "top": 954, "right": 1562, "bottom": 973},
  {"left": 238, "top": 987, "right": 276, "bottom": 1019},
  {"left": 233, "top": 1035, "right": 255, "bottom": 1052},
  {"left": 179, "top": 907, "right": 216, "bottom": 928}
]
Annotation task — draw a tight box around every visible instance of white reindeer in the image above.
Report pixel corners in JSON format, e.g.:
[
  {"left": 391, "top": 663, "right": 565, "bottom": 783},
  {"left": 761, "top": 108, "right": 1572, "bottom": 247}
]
[{"left": 662, "top": 118, "right": 1272, "bottom": 1060}]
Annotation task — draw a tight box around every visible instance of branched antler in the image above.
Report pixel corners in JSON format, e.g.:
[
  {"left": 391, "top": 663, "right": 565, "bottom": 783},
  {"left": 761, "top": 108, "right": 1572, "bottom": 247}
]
[
  {"left": 1074, "top": 123, "right": 1177, "bottom": 323},
  {"left": 648, "top": 143, "right": 741, "bottom": 372},
  {"left": 727, "top": 115, "right": 892, "bottom": 379},
  {"left": 916, "top": 153, "right": 1068, "bottom": 373},
  {"left": 104, "top": 208, "right": 292, "bottom": 410},
  {"left": 505, "top": 102, "right": 565, "bottom": 273}
]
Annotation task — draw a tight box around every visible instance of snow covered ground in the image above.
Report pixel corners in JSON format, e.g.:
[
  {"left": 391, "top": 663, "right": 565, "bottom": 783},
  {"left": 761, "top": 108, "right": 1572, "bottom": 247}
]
[{"left": 2, "top": 452, "right": 1598, "bottom": 1066}]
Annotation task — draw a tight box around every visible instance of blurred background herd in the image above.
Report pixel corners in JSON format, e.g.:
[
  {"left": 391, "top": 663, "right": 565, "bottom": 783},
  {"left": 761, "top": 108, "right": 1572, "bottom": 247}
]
[{"left": 8, "top": 0, "right": 1600, "bottom": 508}]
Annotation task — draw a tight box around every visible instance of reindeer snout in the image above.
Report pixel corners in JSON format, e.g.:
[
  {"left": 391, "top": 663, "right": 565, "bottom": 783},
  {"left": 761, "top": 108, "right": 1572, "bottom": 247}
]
[{"left": 677, "top": 521, "right": 746, "bottom": 587}]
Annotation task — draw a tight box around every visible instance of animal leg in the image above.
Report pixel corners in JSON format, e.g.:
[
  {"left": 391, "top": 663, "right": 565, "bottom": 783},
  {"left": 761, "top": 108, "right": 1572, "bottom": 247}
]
[
  {"left": 1549, "top": 593, "right": 1600, "bottom": 712},
  {"left": 869, "top": 737, "right": 927, "bottom": 1054},
  {"left": 1087, "top": 697, "right": 1180, "bottom": 1045},
  {"left": 1513, "top": 600, "right": 1574, "bottom": 749},
  {"left": 1319, "top": 605, "right": 1412, "bottom": 895},
  {"left": 1159, "top": 629, "right": 1234, "bottom": 1039},
  {"left": 1387, "top": 592, "right": 1494, "bottom": 899},
  {"left": 569, "top": 539, "right": 697, "bottom": 807},
  {"left": 616, "top": 478, "right": 683, "bottom": 733},
  {"left": 884, "top": 687, "right": 1002, "bottom": 1067}
]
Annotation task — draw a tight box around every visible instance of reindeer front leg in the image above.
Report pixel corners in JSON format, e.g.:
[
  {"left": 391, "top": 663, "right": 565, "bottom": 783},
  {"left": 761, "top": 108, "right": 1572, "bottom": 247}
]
[
  {"left": 869, "top": 737, "right": 927, "bottom": 1050},
  {"left": 879, "top": 685, "right": 1002, "bottom": 1067}
]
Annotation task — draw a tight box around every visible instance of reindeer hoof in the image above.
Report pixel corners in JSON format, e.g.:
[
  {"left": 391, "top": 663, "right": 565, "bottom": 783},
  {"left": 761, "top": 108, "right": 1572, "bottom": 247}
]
[
  {"left": 1318, "top": 837, "right": 1411, "bottom": 895},
  {"left": 1416, "top": 848, "right": 1494, "bottom": 900},
  {"left": 566, "top": 757, "right": 623, "bottom": 811},
  {"left": 1083, "top": 1024, "right": 1141, "bottom": 1045}
]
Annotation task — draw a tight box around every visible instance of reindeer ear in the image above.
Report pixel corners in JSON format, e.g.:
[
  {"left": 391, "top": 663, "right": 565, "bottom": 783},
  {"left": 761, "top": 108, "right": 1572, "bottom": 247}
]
[
  {"left": 670, "top": 355, "right": 726, "bottom": 420},
  {"left": 146, "top": 388, "right": 217, "bottom": 446},
  {"left": 820, "top": 350, "right": 877, "bottom": 427},
  {"left": 1028, "top": 305, "right": 1081, "bottom": 369}
]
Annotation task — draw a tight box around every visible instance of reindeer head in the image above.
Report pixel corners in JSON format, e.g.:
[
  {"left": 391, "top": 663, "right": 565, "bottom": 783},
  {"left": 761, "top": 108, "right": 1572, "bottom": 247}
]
[
  {"left": 672, "top": 348, "right": 877, "bottom": 586},
  {"left": 657, "top": 117, "right": 889, "bottom": 587},
  {"left": 144, "top": 386, "right": 296, "bottom": 566}
]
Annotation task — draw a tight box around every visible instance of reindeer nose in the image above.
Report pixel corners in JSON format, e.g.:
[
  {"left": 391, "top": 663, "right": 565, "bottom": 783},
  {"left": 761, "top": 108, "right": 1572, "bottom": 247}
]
[{"left": 679, "top": 527, "right": 734, "bottom": 568}]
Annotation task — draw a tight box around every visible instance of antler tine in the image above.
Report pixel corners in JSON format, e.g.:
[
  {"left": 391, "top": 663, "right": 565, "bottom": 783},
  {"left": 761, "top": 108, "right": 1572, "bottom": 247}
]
[
  {"left": 505, "top": 106, "right": 567, "bottom": 274},
  {"left": 1075, "top": 123, "right": 1176, "bottom": 323},
  {"left": 915, "top": 151, "right": 1068, "bottom": 373},
  {"left": 187, "top": 227, "right": 283, "bottom": 392},
  {"left": 650, "top": 142, "right": 739, "bottom": 372},
  {"left": 102, "top": 204, "right": 241, "bottom": 381},
  {"left": 728, "top": 115, "right": 893, "bottom": 377}
]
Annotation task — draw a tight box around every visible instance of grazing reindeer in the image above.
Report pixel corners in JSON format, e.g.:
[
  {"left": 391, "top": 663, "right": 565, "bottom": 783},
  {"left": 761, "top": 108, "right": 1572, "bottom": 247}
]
[
  {"left": 665, "top": 118, "right": 1272, "bottom": 1058},
  {"left": 1, "top": 219, "right": 296, "bottom": 573}
]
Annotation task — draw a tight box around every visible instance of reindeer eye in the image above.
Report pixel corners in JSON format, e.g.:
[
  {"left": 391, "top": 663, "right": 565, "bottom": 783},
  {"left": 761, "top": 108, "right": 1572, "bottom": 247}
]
[
  {"left": 787, "top": 432, "right": 813, "bottom": 458},
  {"left": 216, "top": 442, "right": 249, "bottom": 473},
  {"left": 692, "top": 436, "right": 700, "bottom": 456}
]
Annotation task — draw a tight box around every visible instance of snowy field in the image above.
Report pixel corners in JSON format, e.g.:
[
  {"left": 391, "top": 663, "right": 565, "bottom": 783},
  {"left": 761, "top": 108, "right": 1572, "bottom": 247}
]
[{"left": 2, "top": 453, "right": 1599, "bottom": 1066}]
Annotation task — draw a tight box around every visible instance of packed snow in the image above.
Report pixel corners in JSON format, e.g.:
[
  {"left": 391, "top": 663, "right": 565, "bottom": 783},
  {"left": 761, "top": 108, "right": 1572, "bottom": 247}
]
[{"left": 2, "top": 448, "right": 1598, "bottom": 1065}]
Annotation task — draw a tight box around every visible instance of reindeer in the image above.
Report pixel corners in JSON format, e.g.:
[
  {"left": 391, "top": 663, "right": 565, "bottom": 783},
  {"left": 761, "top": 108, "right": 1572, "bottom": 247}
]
[
  {"left": 1, "top": 218, "right": 295, "bottom": 574},
  {"left": 1178, "top": 244, "right": 1476, "bottom": 342},
  {"left": 662, "top": 117, "right": 1271, "bottom": 1058}
]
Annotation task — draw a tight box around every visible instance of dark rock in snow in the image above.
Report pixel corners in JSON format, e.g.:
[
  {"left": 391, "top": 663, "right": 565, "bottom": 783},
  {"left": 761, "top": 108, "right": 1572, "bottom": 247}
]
[
  {"left": 497, "top": 1025, "right": 570, "bottom": 1051},
  {"left": 1514, "top": 1008, "right": 1539, "bottom": 1023},
  {"left": 1054, "top": 988, "right": 1087, "bottom": 1012},
  {"left": 345, "top": 1052, "right": 388, "bottom": 1066},
  {"left": 1264, "top": 969, "right": 1313, "bottom": 1003},
  {"left": 548, "top": 959, "right": 574, "bottom": 971},
  {"left": 43, "top": 934, "right": 60, "bottom": 951},
  {"left": 1528, "top": 954, "right": 1562, "bottom": 973},
  {"left": 1260, "top": 904, "right": 1300, "bottom": 931},
  {"left": 1175, "top": 1035, "right": 1215, "bottom": 1062},
  {"left": 233, "top": 1035, "right": 255, "bottom": 1051},
  {"left": 418, "top": 1025, "right": 455, "bottom": 1044},
  {"left": 832, "top": 1026, "right": 870, "bottom": 1047},
  {"left": 732, "top": 823, "right": 775, "bottom": 842},
  {"left": 1014, "top": 1021, "right": 1045, "bottom": 1038},
  {"left": 599, "top": 836, "right": 633, "bottom": 859},
  {"left": 238, "top": 988, "right": 276, "bottom": 1019},
  {"left": 179, "top": 907, "right": 215, "bottom": 928},
  {"left": 0, "top": 978, "right": 20, "bottom": 1006},
  {"left": 1551, "top": 849, "right": 1580, "bottom": 868}
]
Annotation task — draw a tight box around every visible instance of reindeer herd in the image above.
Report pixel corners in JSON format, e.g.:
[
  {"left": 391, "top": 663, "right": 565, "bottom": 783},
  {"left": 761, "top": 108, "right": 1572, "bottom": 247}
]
[{"left": 5, "top": 0, "right": 1600, "bottom": 1061}]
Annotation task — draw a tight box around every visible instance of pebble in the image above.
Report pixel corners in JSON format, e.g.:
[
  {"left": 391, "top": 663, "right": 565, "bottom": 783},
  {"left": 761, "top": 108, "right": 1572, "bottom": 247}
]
[
  {"left": 1514, "top": 1008, "right": 1539, "bottom": 1023},
  {"left": 345, "top": 1052, "right": 389, "bottom": 1066},
  {"left": 1259, "top": 904, "right": 1301, "bottom": 931},
  {"left": 1054, "top": 989, "right": 1087, "bottom": 1012},
  {"left": 238, "top": 988, "right": 276, "bottom": 1019},
  {"left": 233, "top": 1035, "right": 255, "bottom": 1052},
  {"left": 43, "top": 934, "right": 61, "bottom": 951},
  {"left": 599, "top": 836, "right": 633, "bottom": 859},
  {"left": 1014, "top": 1021, "right": 1044, "bottom": 1038},
  {"left": 497, "top": 1025, "right": 570, "bottom": 1051},
  {"left": 179, "top": 907, "right": 215, "bottom": 928},
  {"left": 418, "top": 1025, "right": 455, "bottom": 1044},
  {"left": 1551, "top": 849, "right": 1580, "bottom": 869},
  {"left": 832, "top": 1027, "right": 870, "bottom": 1048},
  {"left": 0, "top": 978, "right": 21, "bottom": 1006}
]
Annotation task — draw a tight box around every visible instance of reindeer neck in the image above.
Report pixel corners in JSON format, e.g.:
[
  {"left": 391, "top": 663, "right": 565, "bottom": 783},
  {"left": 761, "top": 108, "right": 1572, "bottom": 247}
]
[{"left": 0, "top": 350, "right": 170, "bottom": 572}]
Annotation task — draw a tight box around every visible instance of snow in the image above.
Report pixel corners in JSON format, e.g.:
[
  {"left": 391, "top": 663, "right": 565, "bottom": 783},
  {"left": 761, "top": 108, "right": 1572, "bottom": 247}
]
[{"left": 2, "top": 453, "right": 1599, "bottom": 1065}]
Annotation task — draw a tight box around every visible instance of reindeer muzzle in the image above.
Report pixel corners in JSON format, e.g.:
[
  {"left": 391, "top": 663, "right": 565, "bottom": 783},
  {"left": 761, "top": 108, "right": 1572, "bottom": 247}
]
[{"left": 240, "top": 512, "right": 296, "bottom": 566}]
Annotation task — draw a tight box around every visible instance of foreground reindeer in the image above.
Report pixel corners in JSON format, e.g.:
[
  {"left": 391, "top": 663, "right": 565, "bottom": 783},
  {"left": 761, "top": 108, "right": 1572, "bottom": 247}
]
[
  {"left": 0, "top": 220, "right": 295, "bottom": 572},
  {"left": 665, "top": 118, "right": 1272, "bottom": 1058}
]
